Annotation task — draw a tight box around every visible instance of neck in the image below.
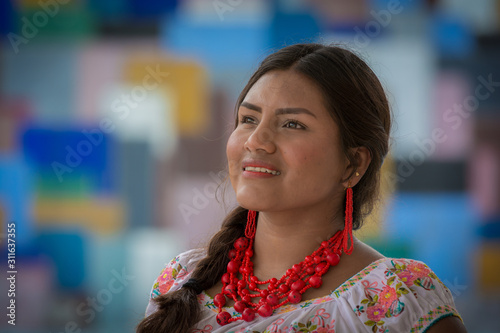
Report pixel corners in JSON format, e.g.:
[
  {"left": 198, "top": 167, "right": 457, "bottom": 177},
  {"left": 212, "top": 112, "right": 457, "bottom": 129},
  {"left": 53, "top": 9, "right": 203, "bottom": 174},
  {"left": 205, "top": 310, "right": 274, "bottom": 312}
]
[{"left": 251, "top": 209, "right": 344, "bottom": 281}]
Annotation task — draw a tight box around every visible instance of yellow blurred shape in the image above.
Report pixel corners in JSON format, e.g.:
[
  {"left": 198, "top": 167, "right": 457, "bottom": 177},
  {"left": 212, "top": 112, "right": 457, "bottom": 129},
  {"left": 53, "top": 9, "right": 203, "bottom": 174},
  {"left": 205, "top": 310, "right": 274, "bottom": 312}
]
[
  {"left": 33, "top": 198, "right": 125, "bottom": 235},
  {"left": 478, "top": 241, "right": 500, "bottom": 291},
  {"left": 355, "top": 155, "right": 396, "bottom": 240},
  {"left": 124, "top": 56, "right": 210, "bottom": 136}
]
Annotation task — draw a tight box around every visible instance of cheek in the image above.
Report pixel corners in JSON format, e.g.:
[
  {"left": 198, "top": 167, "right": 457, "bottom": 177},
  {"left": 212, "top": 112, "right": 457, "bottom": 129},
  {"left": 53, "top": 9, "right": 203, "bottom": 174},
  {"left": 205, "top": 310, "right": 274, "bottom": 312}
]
[{"left": 226, "top": 132, "right": 243, "bottom": 176}]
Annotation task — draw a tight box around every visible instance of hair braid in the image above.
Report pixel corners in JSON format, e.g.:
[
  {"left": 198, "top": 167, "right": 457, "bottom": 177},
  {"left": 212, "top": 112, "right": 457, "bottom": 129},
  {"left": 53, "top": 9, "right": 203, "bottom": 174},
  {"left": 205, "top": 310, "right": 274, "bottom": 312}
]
[{"left": 136, "top": 206, "right": 248, "bottom": 333}]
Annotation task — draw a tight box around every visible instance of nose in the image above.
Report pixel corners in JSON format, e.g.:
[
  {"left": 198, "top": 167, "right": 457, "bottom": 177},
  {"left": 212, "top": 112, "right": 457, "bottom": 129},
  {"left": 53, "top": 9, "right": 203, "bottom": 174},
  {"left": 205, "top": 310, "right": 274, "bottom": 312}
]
[{"left": 244, "top": 124, "right": 276, "bottom": 153}]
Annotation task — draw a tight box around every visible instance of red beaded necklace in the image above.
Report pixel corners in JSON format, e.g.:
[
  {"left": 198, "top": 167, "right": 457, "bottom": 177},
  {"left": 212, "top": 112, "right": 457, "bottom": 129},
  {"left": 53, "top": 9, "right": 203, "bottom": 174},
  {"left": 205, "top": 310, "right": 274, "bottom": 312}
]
[{"left": 214, "top": 208, "right": 354, "bottom": 326}]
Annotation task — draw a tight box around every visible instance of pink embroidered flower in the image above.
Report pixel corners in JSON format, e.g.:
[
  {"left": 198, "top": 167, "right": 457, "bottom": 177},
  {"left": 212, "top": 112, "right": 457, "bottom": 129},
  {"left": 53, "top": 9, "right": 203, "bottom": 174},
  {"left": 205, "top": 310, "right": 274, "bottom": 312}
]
[
  {"left": 379, "top": 285, "right": 397, "bottom": 306},
  {"left": 313, "top": 328, "right": 335, "bottom": 333},
  {"left": 157, "top": 267, "right": 175, "bottom": 294},
  {"left": 407, "top": 262, "right": 430, "bottom": 279},
  {"left": 159, "top": 279, "right": 174, "bottom": 294},
  {"left": 366, "top": 304, "right": 386, "bottom": 322},
  {"left": 158, "top": 267, "right": 174, "bottom": 283},
  {"left": 397, "top": 271, "right": 415, "bottom": 287}
]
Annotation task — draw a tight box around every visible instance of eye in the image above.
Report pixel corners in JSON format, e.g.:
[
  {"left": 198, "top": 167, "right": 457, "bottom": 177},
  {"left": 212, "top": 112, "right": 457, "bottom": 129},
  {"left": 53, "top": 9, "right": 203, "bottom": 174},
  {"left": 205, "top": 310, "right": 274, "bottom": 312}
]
[
  {"left": 240, "top": 116, "right": 257, "bottom": 125},
  {"left": 283, "top": 120, "right": 306, "bottom": 129}
]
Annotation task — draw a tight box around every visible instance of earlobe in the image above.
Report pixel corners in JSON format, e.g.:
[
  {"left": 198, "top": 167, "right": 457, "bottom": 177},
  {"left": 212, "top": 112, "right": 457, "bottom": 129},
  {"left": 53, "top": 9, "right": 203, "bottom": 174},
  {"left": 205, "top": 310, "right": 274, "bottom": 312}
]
[{"left": 342, "top": 146, "right": 372, "bottom": 188}]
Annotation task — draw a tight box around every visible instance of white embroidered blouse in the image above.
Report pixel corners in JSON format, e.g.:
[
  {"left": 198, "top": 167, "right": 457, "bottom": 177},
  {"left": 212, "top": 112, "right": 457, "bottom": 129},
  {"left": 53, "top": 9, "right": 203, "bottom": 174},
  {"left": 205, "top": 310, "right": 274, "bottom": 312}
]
[{"left": 145, "top": 248, "right": 462, "bottom": 333}]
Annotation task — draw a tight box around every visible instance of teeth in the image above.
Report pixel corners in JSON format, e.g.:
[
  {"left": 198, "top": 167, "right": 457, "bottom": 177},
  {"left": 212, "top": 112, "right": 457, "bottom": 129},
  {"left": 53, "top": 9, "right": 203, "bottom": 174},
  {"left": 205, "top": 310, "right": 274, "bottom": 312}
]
[{"left": 244, "top": 166, "right": 281, "bottom": 175}]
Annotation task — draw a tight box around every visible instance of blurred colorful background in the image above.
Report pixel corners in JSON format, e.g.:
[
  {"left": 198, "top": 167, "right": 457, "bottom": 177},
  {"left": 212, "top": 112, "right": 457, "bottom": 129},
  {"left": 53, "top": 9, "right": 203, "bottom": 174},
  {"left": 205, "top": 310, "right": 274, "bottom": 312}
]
[{"left": 1, "top": 0, "right": 500, "bottom": 332}]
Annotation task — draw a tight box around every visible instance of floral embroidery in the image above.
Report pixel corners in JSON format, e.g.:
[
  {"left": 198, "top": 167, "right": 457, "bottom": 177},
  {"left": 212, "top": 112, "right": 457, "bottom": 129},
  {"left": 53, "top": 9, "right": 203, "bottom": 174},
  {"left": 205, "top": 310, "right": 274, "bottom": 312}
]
[
  {"left": 356, "top": 259, "right": 443, "bottom": 332},
  {"left": 191, "top": 324, "right": 213, "bottom": 333},
  {"left": 410, "top": 305, "right": 462, "bottom": 333},
  {"left": 289, "top": 309, "right": 336, "bottom": 332},
  {"left": 150, "top": 256, "right": 187, "bottom": 298},
  {"left": 353, "top": 305, "right": 364, "bottom": 316}
]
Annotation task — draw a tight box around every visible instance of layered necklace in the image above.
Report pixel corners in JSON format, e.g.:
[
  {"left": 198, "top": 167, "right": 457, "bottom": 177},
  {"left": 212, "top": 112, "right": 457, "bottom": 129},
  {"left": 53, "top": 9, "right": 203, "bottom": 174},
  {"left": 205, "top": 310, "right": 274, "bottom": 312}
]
[{"left": 214, "top": 207, "right": 353, "bottom": 326}]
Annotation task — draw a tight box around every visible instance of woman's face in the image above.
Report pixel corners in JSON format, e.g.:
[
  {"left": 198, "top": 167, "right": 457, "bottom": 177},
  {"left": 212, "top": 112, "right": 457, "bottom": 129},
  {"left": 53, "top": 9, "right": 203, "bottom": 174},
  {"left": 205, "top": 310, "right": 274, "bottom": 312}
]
[{"left": 226, "top": 69, "right": 349, "bottom": 215}]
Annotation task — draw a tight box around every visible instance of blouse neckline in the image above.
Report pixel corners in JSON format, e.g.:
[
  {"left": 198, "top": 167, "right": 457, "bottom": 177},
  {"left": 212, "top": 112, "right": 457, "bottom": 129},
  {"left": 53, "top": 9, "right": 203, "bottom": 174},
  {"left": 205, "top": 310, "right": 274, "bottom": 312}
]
[{"left": 200, "top": 257, "right": 390, "bottom": 313}]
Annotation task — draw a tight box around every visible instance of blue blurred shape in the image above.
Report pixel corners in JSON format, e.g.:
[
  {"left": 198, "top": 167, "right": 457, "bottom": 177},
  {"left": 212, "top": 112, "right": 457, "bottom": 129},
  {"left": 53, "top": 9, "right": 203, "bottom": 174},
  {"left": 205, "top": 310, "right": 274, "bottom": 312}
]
[
  {"left": 478, "top": 217, "right": 500, "bottom": 240},
  {"left": 37, "top": 230, "right": 86, "bottom": 290},
  {"left": 0, "top": 154, "right": 35, "bottom": 251},
  {"left": 270, "top": 9, "right": 321, "bottom": 49},
  {"left": 162, "top": 14, "right": 269, "bottom": 72},
  {"left": 430, "top": 12, "right": 475, "bottom": 58},
  {"left": 129, "top": 0, "right": 178, "bottom": 18},
  {"left": 0, "top": 0, "right": 16, "bottom": 35},
  {"left": 21, "top": 127, "right": 115, "bottom": 192},
  {"left": 386, "top": 193, "right": 477, "bottom": 287},
  {"left": 88, "top": 0, "right": 178, "bottom": 19}
]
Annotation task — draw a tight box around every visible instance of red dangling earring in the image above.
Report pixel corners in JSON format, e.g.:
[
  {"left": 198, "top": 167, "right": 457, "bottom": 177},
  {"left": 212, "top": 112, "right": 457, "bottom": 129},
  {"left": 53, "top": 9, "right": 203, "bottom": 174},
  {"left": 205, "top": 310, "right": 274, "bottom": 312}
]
[
  {"left": 245, "top": 210, "right": 257, "bottom": 239},
  {"left": 342, "top": 179, "right": 355, "bottom": 255}
]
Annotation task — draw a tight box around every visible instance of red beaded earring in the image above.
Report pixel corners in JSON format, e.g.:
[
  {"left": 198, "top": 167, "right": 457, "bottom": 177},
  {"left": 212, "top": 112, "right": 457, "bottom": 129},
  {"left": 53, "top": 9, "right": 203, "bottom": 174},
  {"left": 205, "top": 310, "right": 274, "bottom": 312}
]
[{"left": 342, "top": 176, "right": 356, "bottom": 255}]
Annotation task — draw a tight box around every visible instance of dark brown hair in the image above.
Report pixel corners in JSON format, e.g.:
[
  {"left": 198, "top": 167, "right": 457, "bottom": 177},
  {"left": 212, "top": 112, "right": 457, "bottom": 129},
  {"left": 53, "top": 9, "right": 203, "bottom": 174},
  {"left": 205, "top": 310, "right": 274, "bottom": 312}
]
[{"left": 136, "top": 43, "right": 391, "bottom": 333}]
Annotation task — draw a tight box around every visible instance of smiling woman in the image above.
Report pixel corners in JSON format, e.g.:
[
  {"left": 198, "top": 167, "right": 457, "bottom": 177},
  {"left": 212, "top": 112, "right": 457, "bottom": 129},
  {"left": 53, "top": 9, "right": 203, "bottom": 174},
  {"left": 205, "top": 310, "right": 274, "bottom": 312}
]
[{"left": 136, "top": 43, "right": 467, "bottom": 333}]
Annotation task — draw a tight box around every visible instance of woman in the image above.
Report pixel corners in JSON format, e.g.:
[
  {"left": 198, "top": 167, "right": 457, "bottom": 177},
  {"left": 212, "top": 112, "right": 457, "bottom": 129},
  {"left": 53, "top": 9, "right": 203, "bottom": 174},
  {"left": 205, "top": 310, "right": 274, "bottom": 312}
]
[{"left": 137, "top": 44, "right": 467, "bottom": 332}]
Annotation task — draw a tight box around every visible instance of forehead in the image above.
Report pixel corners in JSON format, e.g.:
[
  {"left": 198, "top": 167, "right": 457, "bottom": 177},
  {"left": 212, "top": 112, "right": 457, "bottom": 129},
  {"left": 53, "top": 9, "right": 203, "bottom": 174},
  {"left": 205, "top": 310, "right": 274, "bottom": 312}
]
[{"left": 243, "top": 69, "right": 328, "bottom": 113}]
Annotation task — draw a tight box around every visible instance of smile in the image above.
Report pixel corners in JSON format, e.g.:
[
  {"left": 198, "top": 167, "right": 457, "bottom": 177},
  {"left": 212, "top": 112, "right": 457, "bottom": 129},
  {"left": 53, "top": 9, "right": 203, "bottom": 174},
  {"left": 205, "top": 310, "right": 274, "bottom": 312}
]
[{"left": 243, "top": 166, "right": 281, "bottom": 175}]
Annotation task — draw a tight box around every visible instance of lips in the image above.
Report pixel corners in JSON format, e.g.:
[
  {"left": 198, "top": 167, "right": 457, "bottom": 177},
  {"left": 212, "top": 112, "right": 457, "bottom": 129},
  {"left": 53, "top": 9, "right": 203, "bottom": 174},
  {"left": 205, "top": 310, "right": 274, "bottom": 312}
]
[
  {"left": 243, "top": 166, "right": 281, "bottom": 175},
  {"left": 242, "top": 159, "right": 281, "bottom": 176}
]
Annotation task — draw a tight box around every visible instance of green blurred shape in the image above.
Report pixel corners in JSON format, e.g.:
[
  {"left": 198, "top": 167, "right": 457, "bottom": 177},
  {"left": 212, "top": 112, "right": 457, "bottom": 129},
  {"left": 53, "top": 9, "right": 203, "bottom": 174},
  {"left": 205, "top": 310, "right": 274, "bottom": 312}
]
[
  {"left": 35, "top": 172, "right": 97, "bottom": 198},
  {"left": 15, "top": 2, "right": 96, "bottom": 38}
]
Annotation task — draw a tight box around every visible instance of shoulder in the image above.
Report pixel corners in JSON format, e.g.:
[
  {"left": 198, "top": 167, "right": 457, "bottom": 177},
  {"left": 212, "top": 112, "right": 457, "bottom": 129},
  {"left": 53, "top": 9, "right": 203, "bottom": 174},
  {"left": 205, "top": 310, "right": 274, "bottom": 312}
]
[
  {"left": 342, "top": 257, "right": 463, "bottom": 333},
  {"left": 150, "top": 248, "right": 206, "bottom": 299}
]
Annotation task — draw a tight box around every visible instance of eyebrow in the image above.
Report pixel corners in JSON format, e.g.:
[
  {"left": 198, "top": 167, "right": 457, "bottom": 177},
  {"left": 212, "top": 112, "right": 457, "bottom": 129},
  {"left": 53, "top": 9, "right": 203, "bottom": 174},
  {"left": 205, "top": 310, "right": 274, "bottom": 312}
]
[{"left": 240, "top": 102, "right": 317, "bottom": 118}]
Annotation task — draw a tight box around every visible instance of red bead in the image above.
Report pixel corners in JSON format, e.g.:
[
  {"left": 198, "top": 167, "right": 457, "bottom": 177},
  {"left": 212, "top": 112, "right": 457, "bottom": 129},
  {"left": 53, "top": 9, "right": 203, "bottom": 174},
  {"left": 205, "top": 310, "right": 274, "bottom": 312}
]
[
  {"left": 214, "top": 293, "right": 226, "bottom": 307},
  {"left": 321, "top": 241, "right": 329, "bottom": 248},
  {"left": 224, "top": 284, "right": 236, "bottom": 296},
  {"left": 291, "top": 280, "right": 306, "bottom": 291},
  {"left": 234, "top": 301, "right": 247, "bottom": 313},
  {"left": 245, "top": 249, "right": 253, "bottom": 257},
  {"left": 234, "top": 237, "right": 249, "bottom": 250},
  {"left": 326, "top": 253, "right": 340, "bottom": 266},
  {"left": 237, "top": 279, "right": 246, "bottom": 289},
  {"left": 288, "top": 290, "right": 302, "bottom": 304},
  {"left": 309, "top": 275, "right": 323, "bottom": 288},
  {"left": 279, "top": 284, "right": 289, "bottom": 293},
  {"left": 240, "top": 267, "right": 249, "bottom": 275},
  {"left": 292, "top": 264, "right": 302, "bottom": 273},
  {"left": 250, "top": 276, "right": 258, "bottom": 283},
  {"left": 228, "top": 249, "right": 237, "bottom": 259},
  {"left": 305, "top": 256, "right": 313, "bottom": 262},
  {"left": 242, "top": 308, "right": 255, "bottom": 322},
  {"left": 221, "top": 273, "right": 230, "bottom": 284},
  {"left": 314, "top": 256, "right": 322, "bottom": 264},
  {"left": 286, "top": 269, "right": 293, "bottom": 276},
  {"left": 216, "top": 311, "right": 231, "bottom": 325},
  {"left": 260, "top": 289, "right": 269, "bottom": 297},
  {"left": 306, "top": 266, "right": 315, "bottom": 275},
  {"left": 266, "top": 294, "right": 279, "bottom": 306},
  {"left": 243, "top": 295, "right": 251, "bottom": 303},
  {"left": 270, "top": 278, "right": 278, "bottom": 285},
  {"left": 227, "top": 260, "right": 240, "bottom": 273},
  {"left": 249, "top": 282, "right": 257, "bottom": 290},
  {"left": 257, "top": 303, "right": 273, "bottom": 317},
  {"left": 315, "top": 262, "right": 327, "bottom": 273},
  {"left": 240, "top": 288, "right": 249, "bottom": 296}
]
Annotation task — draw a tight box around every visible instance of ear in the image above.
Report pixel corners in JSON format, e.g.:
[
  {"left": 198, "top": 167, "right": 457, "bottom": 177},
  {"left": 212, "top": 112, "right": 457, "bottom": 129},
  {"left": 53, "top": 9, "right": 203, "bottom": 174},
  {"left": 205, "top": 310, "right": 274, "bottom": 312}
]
[{"left": 341, "top": 146, "right": 372, "bottom": 188}]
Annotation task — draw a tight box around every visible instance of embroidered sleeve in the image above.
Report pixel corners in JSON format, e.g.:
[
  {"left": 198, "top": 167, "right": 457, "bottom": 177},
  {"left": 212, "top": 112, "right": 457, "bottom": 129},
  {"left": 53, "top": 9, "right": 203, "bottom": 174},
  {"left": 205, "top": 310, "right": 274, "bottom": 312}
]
[
  {"left": 150, "top": 255, "right": 188, "bottom": 299},
  {"left": 352, "top": 258, "right": 462, "bottom": 332}
]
